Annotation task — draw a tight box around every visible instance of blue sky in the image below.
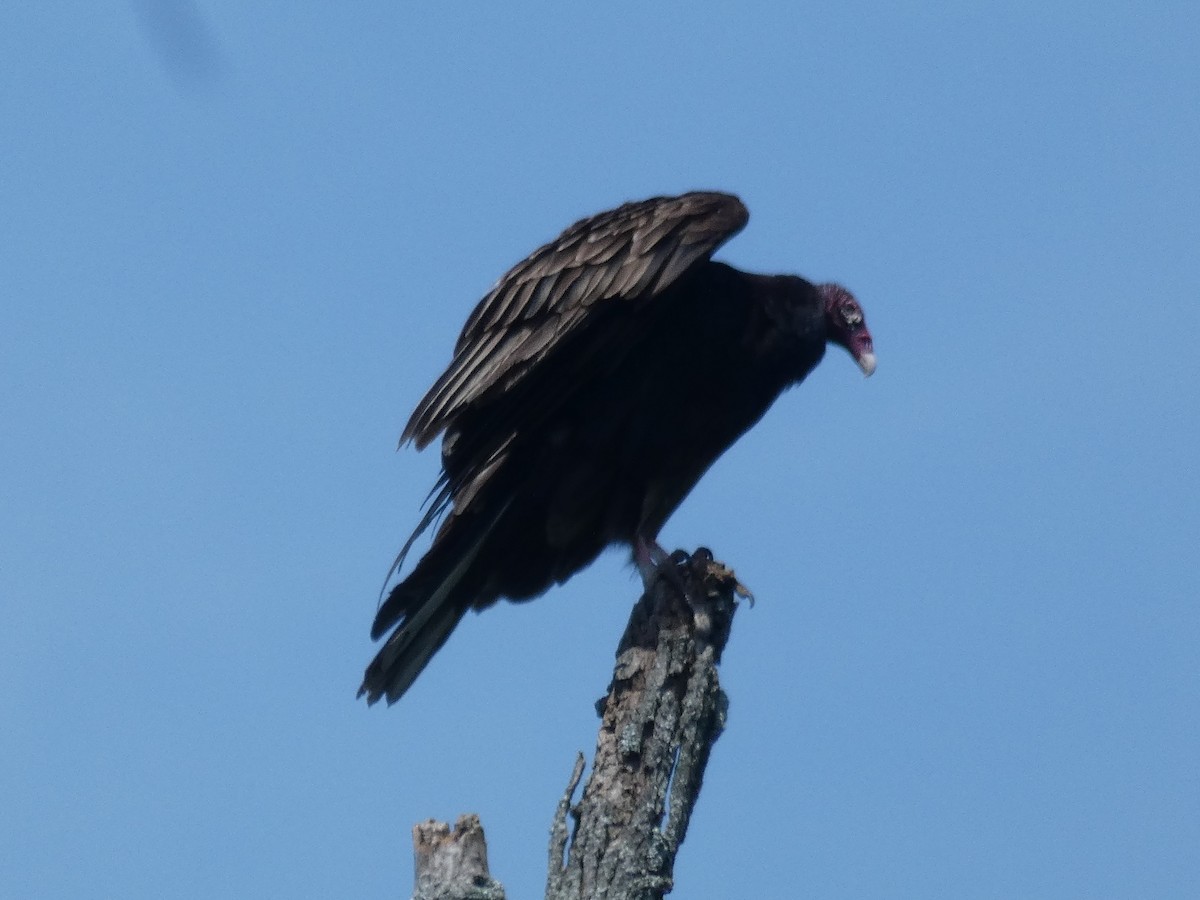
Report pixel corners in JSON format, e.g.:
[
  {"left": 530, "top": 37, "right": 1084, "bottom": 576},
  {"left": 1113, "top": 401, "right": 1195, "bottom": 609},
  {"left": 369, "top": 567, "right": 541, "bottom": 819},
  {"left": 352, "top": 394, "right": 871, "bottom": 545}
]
[{"left": 2, "top": 3, "right": 1197, "bottom": 897}]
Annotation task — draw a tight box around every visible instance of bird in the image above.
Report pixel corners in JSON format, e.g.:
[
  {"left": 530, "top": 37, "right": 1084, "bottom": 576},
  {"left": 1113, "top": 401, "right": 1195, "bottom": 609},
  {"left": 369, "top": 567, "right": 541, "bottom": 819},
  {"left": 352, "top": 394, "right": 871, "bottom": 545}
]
[{"left": 359, "top": 191, "right": 875, "bottom": 705}]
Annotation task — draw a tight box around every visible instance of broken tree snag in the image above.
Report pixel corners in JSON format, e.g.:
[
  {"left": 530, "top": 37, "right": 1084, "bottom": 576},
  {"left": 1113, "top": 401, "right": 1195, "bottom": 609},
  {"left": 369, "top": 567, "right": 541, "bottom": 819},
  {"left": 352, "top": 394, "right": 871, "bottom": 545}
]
[
  {"left": 412, "top": 814, "right": 505, "bottom": 900},
  {"left": 546, "top": 548, "right": 744, "bottom": 900}
]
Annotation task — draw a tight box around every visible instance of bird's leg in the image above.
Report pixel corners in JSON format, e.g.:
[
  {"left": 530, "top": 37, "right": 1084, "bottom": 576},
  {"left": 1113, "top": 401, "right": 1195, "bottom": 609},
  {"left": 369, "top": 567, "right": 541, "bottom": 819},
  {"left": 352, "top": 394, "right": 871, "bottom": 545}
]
[{"left": 634, "top": 533, "right": 674, "bottom": 589}]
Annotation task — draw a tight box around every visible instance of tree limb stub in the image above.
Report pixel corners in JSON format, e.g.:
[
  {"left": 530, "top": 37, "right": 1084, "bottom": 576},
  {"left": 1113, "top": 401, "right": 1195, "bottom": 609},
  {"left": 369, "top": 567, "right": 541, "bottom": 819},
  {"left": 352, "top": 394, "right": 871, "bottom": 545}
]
[{"left": 412, "top": 814, "right": 506, "bottom": 900}]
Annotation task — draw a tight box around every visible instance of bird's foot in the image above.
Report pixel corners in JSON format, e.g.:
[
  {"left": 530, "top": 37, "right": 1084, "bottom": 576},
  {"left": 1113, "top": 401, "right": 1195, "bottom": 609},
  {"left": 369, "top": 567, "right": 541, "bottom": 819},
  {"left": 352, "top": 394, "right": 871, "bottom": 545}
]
[
  {"left": 635, "top": 538, "right": 753, "bottom": 643},
  {"left": 634, "top": 535, "right": 704, "bottom": 608}
]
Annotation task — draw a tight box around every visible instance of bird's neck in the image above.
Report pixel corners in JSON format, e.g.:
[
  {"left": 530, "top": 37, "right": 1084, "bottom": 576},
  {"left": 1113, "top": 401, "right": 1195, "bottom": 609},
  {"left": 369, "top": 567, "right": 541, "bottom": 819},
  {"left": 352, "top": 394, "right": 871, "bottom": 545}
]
[{"left": 736, "top": 271, "right": 828, "bottom": 383}]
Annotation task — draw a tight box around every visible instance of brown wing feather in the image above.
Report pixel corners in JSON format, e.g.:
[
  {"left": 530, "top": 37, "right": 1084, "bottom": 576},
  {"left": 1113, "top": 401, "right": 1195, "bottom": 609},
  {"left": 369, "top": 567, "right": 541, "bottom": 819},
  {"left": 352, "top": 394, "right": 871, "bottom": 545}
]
[{"left": 401, "top": 192, "right": 749, "bottom": 451}]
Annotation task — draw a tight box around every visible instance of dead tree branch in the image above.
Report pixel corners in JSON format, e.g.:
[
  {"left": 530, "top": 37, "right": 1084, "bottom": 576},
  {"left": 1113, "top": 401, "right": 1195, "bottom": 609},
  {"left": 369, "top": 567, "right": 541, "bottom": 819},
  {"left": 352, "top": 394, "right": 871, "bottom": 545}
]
[
  {"left": 410, "top": 548, "right": 744, "bottom": 900},
  {"left": 545, "top": 548, "right": 742, "bottom": 900}
]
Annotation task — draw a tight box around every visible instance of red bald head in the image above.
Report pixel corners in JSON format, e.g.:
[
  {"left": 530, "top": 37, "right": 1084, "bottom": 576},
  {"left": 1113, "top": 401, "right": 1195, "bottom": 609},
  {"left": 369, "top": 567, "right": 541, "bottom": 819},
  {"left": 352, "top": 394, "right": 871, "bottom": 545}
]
[{"left": 819, "top": 283, "right": 875, "bottom": 376}]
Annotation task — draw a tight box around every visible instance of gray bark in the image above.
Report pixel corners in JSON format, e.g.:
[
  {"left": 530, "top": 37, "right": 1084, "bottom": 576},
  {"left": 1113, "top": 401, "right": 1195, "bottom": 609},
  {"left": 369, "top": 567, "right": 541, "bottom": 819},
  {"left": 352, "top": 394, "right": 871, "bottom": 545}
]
[
  {"left": 412, "top": 815, "right": 506, "bottom": 900},
  {"left": 545, "top": 548, "right": 742, "bottom": 900},
  {"left": 410, "top": 548, "right": 744, "bottom": 900}
]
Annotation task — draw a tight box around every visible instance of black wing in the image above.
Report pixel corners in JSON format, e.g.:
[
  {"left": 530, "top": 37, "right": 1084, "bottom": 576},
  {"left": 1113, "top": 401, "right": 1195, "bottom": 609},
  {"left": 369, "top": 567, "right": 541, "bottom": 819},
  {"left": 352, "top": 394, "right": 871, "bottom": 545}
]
[{"left": 401, "top": 191, "right": 750, "bottom": 451}]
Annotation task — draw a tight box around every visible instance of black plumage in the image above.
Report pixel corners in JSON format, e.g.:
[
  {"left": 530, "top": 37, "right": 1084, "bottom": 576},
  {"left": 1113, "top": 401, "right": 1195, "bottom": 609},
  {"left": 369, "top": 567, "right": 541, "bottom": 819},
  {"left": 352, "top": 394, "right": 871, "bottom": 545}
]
[{"left": 360, "top": 192, "right": 875, "bottom": 705}]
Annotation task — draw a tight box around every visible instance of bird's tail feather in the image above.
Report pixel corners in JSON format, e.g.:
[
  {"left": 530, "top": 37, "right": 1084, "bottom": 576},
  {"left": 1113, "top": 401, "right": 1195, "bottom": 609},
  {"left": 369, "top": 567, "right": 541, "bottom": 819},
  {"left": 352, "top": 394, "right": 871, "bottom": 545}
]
[
  {"left": 359, "top": 499, "right": 511, "bottom": 706},
  {"left": 359, "top": 596, "right": 467, "bottom": 705}
]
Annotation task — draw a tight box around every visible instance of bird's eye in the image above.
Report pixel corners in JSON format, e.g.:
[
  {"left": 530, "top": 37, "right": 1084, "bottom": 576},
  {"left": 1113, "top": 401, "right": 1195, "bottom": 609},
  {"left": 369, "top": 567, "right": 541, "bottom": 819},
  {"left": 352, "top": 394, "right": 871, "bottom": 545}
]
[{"left": 841, "top": 305, "right": 863, "bottom": 326}]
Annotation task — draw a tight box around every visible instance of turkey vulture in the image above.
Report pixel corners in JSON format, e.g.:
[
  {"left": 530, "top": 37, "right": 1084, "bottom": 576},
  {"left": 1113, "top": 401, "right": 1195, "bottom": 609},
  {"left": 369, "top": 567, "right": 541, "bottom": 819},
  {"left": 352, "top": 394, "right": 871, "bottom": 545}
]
[{"left": 360, "top": 191, "right": 874, "bottom": 705}]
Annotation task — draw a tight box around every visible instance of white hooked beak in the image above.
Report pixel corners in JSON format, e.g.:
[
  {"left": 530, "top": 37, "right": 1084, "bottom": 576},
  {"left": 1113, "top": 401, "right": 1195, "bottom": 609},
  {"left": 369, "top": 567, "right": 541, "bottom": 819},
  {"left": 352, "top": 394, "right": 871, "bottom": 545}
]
[{"left": 856, "top": 350, "right": 877, "bottom": 377}]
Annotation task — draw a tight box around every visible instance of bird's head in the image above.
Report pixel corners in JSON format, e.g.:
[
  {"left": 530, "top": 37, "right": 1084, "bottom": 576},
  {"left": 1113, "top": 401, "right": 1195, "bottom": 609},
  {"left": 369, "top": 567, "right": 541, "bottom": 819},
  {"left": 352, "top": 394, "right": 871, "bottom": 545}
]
[{"left": 819, "top": 283, "right": 876, "bottom": 376}]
